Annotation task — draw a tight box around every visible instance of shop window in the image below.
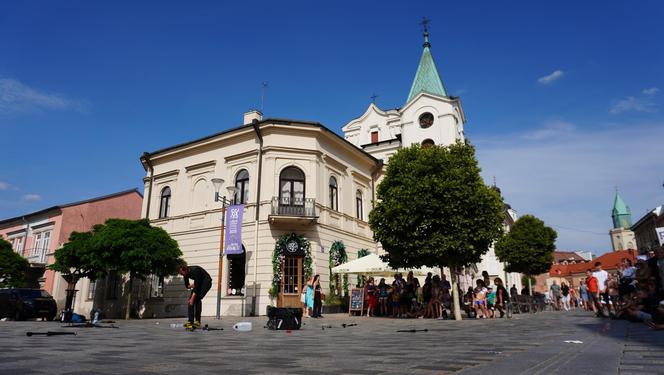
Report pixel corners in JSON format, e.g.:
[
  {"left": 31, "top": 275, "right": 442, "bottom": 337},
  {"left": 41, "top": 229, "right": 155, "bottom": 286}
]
[
  {"left": 150, "top": 274, "right": 164, "bottom": 298},
  {"left": 227, "top": 249, "right": 246, "bottom": 296},
  {"left": 106, "top": 271, "right": 119, "bottom": 300}
]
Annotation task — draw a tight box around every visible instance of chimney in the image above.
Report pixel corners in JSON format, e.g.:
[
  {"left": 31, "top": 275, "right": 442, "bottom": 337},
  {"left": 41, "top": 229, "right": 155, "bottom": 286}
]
[{"left": 243, "top": 110, "right": 263, "bottom": 125}]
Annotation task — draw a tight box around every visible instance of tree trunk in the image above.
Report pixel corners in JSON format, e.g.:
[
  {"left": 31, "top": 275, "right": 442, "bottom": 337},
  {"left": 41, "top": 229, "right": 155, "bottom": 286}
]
[
  {"left": 448, "top": 266, "right": 462, "bottom": 321},
  {"left": 125, "top": 273, "right": 133, "bottom": 320},
  {"left": 528, "top": 275, "right": 533, "bottom": 296}
]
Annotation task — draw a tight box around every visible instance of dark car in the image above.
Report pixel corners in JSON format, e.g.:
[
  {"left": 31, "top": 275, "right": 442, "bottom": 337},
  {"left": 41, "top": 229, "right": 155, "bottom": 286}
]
[{"left": 0, "top": 288, "right": 58, "bottom": 321}]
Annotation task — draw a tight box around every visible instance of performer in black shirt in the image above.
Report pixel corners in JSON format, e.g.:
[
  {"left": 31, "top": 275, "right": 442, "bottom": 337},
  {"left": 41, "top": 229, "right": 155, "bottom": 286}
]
[{"left": 178, "top": 261, "right": 212, "bottom": 329}]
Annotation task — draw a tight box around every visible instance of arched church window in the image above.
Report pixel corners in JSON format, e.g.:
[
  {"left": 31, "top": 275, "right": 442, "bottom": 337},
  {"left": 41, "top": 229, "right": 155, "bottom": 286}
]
[
  {"left": 329, "top": 176, "right": 338, "bottom": 211},
  {"left": 421, "top": 139, "right": 435, "bottom": 148},
  {"left": 234, "top": 169, "right": 249, "bottom": 204},
  {"left": 419, "top": 112, "right": 434, "bottom": 128},
  {"left": 356, "top": 190, "right": 363, "bottom": 220},
  {"left": 280, "top": 166, "right": 305, "bottom": 206},
  {"left": 159, "top": 187, "right": 171, "bottom": 218}
]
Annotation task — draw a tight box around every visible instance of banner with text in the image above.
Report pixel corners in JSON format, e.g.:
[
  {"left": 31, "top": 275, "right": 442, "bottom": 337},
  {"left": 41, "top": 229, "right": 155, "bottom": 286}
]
[
  {"left": 224, "top": 204, "right": 244, "bottom": 255},
  {"left": 656, "top": 227, "right": 664, "bottom": 246}
]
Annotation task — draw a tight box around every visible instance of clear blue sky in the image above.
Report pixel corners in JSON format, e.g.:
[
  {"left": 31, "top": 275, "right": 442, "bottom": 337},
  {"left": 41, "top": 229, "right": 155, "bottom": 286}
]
[{"left": 1, "top": 1, "right": 663, "bottom": 253}]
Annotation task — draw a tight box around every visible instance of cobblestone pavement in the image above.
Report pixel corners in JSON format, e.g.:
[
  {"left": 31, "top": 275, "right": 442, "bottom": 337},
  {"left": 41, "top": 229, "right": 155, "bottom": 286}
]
[{"left": 1, "top": 310, "right": 662, "bottom": 374}]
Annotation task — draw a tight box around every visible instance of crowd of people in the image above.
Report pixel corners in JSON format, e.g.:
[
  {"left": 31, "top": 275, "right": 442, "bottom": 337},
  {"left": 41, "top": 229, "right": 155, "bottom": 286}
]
[
  {"left": 307, "top": 270, "right": 518, "bottom": 319},
  {"left": 547, "top": 250, "right": 664, "bottom": 330}
]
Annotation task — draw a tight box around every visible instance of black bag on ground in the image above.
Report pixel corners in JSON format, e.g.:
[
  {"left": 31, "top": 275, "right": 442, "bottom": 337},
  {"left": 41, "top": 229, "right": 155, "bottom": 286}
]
[{"left": 266, "top": 306, "right": 302, "bottom": 330}]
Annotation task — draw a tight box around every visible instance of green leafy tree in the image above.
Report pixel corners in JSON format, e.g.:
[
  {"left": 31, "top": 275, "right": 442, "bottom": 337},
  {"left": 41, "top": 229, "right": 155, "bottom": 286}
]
[
  {"left": 495, "top": 215, "right": 557, "bottom": 295},
  {"left": 92, "top": 219, "right": 182, "bottom": 319},
  {"left": 356, "top": 248, "right": 370, "bottom": 287},
  {"left": 49, "top": 231, "right": 104, "bottom": 313},
  {"left": 369, "top": 142, "right": 504, "bottom": 320},
  {"left": 0, "top": 238, "right": 29, "bottom": 287}
]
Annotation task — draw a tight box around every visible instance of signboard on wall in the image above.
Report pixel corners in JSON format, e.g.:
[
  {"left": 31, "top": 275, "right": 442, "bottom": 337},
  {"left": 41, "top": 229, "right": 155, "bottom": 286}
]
[
  {"left": 224, "top": 204, "right": 244, "bottom": 255},
  {"left": 656, "top": 227, "right": 664, "bottom": 246}
]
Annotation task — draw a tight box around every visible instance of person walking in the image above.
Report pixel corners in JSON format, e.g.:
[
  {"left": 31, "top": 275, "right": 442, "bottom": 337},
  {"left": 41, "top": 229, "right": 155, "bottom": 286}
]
[
  {"left": 560, "top": 282, "right": 570, "bottom": 311},
  {"left": 304, "top": 276, "right": 314, "bottom": 318},
  {"left": 585, "top": 269, "right": 600, "bottom": 316},
  {"left": 550, "top": 281, "right": 562, "bottom": 310},
  {"left": 177, "top": 261, "right": 212, "bottom": 329},
  {"left": 579, "top": 280, "right": 590, "bottom": 311},
  {"left": 312, "top": 274, "right": 323, "bottom": 318},
  {"left": 593, "top": 262, "right": 609, "bottom": 316},
  {"left": 365, "top": 277, "right": 377, "bottom": 317}
]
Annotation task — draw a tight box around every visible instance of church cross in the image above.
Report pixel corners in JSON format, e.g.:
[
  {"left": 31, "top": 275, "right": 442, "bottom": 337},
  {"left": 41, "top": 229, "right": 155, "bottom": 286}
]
[
  {"left": 419, "top": 17, "right": 431, "bottom": 33},
  {"left": 370, "top": 93, "right": 379, "bottom": 103}
]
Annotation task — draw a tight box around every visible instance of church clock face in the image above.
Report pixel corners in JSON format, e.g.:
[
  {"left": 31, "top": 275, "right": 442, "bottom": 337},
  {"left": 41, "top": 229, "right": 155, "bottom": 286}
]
[
  {"left": 286, "top": 240, "right": 299, "bottom": 253},
  {"left": 419, "top": 112, "right": 434, "bottom": 128}
]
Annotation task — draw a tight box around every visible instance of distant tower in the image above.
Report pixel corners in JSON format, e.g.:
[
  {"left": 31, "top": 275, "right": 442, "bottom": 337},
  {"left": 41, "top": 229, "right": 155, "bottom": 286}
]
[{"left": 609, "top": 189, "right": 637, "bottom": 251}]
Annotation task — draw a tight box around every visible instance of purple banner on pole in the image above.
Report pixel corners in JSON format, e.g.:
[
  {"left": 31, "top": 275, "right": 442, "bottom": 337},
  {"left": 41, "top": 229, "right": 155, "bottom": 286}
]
[{"left": 224, "top": 204, "right": 244, "bottom": 255}]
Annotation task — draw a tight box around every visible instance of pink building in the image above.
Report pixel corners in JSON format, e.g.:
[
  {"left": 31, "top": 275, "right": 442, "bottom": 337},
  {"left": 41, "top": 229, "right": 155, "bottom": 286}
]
[{"left": 0, "top": 189, "right": 142, "bottom": 315}]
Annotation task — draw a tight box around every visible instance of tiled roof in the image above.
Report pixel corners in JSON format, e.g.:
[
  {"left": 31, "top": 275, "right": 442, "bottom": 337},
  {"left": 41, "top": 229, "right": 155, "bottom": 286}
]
[
  {"left": 553, "top": 251, "right": 586, "bottom": 263},
  {"left": 549, "top": 249, "right": 637, "bottom": 277}
]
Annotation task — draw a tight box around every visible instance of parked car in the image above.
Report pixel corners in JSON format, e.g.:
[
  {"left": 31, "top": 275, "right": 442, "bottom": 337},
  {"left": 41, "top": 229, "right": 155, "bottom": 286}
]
[{"left": 0, "top": 288, "right": 58, "bottom": 321}]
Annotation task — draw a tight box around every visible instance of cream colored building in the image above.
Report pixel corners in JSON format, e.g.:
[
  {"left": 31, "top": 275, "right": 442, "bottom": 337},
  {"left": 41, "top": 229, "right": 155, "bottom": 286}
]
[{"left": 139, "top": 115, "right": 381, "bottom": 317}]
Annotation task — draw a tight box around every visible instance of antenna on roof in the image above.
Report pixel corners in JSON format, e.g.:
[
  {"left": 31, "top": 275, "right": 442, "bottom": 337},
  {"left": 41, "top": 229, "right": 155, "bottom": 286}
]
[{"left": 260, "top": 82, "right": 268, "bottom": 112}]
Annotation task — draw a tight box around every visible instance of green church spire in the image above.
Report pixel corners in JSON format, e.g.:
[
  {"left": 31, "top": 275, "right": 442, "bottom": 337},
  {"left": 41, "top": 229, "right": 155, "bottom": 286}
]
[
  {"left": 612, "top": 189, "right": 632, "bottom": 229},
  {"left": 407, "top": 18, "right": 448, "bottom": 103}
]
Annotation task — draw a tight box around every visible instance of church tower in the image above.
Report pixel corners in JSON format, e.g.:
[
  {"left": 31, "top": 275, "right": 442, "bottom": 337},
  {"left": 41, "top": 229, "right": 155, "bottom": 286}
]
[
  {"left": 609, "top": 190, "right": 637, "bottom": 251},
  {"left": 342, "top": 20, "right": 466, "bottom": 163}
]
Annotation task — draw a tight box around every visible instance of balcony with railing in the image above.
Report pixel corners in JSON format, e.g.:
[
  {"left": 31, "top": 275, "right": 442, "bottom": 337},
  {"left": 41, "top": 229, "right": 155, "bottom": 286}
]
[
  {"left": 24, "top": 247, "right": 48, "bottom": 265},
  {"left": 269, "top": 197, "right": 317, "bottom": 225}
]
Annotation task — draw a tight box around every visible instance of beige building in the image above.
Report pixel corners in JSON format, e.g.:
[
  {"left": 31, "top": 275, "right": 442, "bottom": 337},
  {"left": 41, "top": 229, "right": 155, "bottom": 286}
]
[{"left": 140, "top": 115, "right": 381, "bottom": 317}]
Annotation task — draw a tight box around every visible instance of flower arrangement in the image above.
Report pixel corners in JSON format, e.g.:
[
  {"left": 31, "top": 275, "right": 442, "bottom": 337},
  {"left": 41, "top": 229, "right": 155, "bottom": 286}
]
[
  {"left": 269, "top": 233, "right": 312, "bottom": 299},
  {"left": 329, "top": 240, "right": 348, "bottom": 297}
]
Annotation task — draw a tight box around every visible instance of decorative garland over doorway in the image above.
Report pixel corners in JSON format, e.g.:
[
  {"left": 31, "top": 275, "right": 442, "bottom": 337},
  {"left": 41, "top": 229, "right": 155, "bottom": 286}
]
[
  {"left": 269, "top": 233, "right": 312, "bottom": 299},
  {"left": 329, "top": 240, "right": 348, "bottom": 296}
]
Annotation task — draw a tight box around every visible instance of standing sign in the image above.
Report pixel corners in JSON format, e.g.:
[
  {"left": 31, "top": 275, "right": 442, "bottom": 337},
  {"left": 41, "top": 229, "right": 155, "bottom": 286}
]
[
  {"left": 656, "top": 227, "right": 664, "bottom": 246},
  {"left": 349, "top": 288, "right": 364, "bottom": 316},
  {"left": 224, "top": 204, "right": 244, "bottom": 255}
]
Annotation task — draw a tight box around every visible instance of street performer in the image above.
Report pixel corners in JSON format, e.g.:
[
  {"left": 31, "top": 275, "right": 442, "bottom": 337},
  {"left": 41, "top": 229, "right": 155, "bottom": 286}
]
[{"left": 177, "top": 260, "right": 212, "bottom": 329}]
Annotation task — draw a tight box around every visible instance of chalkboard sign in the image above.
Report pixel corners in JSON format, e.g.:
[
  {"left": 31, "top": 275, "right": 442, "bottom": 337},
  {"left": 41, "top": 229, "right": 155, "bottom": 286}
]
[{"left": 349, "top": 288, "right": 364, "bottom": 315}]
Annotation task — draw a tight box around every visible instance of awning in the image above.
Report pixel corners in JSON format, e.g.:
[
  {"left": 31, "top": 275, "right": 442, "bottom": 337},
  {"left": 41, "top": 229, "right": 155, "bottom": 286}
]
[{"left": 331, "top": 253, "right": 439, "bottom": 276}]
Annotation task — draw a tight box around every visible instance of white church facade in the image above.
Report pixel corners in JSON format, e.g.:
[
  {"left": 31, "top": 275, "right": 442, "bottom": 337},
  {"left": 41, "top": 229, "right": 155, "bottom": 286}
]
[{"left": 138, "top": 27, "right": 520, "bottom": 317}]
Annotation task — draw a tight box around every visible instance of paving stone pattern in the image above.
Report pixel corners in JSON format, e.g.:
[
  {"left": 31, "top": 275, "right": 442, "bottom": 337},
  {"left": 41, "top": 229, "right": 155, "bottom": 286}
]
[{"left": 0, "top": 310, "right": 662, "bottom": 374}]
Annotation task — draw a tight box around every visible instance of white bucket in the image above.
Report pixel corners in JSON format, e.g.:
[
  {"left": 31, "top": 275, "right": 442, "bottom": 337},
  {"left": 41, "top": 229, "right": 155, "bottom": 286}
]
[{"left": 233, "top": 322, "right": 252, "bottom": 332}]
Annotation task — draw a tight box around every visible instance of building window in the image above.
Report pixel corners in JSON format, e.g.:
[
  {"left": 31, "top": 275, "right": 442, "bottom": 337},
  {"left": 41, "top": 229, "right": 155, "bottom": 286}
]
[
  {"left": 87, "top": 280, "right": 96, "bottom": 300},
  {"left": 159, "top": 187, "right": 171, "bottom": 218},
  {"left": 329, "top": 176, "right": 338, "bottom": 211},
  {"left": 279, "top": 167, "right": 305, "bottom": 206},
  {"left": 11, "top": 237, "right": 24, "bottom": 255},
  {"left": 33, "top": 232, "right": 50, "bottom": 263},
  {"left": 371, "top": 131, "right": 379, "bottom": 143},
  {"left": 356, "top": 190, "right": 363, "bottom": 220},
  {"left": 421, "top": 139, "right": 435, "bottom": 148},
  {"left": 234, "top": 169, "right": 250, "bottom": 204},
  {"left": 419, "top": 112, "right": 434, "bottom": 128},
  {"left": 227, "top": 248, "right": 246, "bottom": 296},
  {"left": 106, "top": 271, "right": 118, "bottom": 299},
  {"left": 149, "top": 274, "right": 164, "bottom": 298}
]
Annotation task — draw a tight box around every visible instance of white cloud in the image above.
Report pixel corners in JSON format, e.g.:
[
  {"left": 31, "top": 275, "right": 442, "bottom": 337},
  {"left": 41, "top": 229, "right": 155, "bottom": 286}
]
[
  {"left": 0, "top": 181, "right": 16, "bottom": 190},
  {"left": 521, "top": 120, "right": 575, "bottom": 141},
  {"left": 610, "top": 96, "right": 657, "bottom": 114},
  {"left": 22, "top": 194, "right": 41, "bottom": 202},
  {"left": 537, "top": 70, "right": 564, "bottom": 85},
  {"left": 0, "top": 78, "right": 87, "bottom": 114},
  {"left": 475, "top": 121, "right": 664, "bottom": 255},
  {"left": 642, "top": 87, "right": 659, "bottom": 96}
]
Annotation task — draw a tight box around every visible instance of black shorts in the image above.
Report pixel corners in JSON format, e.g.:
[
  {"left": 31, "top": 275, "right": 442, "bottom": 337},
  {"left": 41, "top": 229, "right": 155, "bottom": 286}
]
[{"left": 193, "top": 277, "right": 212, "bottom": 299}]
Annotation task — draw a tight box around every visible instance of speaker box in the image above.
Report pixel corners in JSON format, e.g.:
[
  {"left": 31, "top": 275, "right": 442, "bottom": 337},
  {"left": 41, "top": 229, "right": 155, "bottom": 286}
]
[{"left": 266, "top": 306, "right": 302, "bottom": 330}]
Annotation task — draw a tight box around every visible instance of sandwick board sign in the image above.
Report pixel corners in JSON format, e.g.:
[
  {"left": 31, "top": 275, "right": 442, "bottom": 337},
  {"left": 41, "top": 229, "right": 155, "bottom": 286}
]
[{"left": 349, "top": 288, "right": 364, "bottom": 315}]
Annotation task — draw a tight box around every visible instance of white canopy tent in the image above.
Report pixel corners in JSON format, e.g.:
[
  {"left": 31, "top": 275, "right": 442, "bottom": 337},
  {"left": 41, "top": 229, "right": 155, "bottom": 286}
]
[{"left": 331, "top": 253, "right": 439, "bottom": 277}]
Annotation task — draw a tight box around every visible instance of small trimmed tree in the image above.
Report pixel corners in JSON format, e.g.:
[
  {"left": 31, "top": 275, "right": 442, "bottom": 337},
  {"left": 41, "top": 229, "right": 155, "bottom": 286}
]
[
  {"left": 92, "top": 219, "right": 182, "bottom": 319},
  {"left": 49, "top": 231, "right": 104, "bottom": 314},
  {"left": 495, "top": 215, "right": 557, "bottom": 295},
  {"left": 0, "top": 238, "right": 29, "bottom": 287},
  {"left": 369, "top": 142, "right": 505, "bottom": 320}
]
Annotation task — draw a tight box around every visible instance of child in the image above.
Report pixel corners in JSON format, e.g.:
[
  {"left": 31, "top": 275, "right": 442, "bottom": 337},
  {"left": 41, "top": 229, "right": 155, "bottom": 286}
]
[
  {"left": 378, "top": 278, "right": 389, "bottom": 317},
  {"left": 474, "top": 280, "right": 489, "bottom": 319},
  {"left": 391, "top": 282, "right": 401, "bottom": 318},
  {"left": 487, "top": 286, "right": 496, "bottom": 318}
]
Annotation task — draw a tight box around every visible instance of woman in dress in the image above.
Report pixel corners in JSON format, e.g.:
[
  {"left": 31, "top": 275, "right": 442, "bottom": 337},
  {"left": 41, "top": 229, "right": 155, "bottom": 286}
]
[{"left": 312, "top": 274, "right": 323, "bottom": 318}]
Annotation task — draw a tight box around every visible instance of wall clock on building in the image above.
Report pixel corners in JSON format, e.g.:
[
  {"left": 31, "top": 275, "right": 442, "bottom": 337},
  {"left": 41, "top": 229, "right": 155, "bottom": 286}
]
[
  {"left": 286, "top": 239, "right": 299, "bottom": 253},
  {"left": 419, "top": 112, "right": 434, "bottom": 128}
]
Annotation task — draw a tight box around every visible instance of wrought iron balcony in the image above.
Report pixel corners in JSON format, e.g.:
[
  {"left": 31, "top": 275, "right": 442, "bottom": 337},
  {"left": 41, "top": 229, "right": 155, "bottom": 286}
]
[{"left": 269, "top": 197, "right": 317, "bottom": 224}]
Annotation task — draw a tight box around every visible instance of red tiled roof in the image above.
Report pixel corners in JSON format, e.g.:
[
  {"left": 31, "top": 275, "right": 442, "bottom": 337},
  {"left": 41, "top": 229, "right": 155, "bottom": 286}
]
[
  {"left": 549, "top": 249, "right": 637, "bottom": 277},
  {"left": 553, "top": 251, "right": 586, "bottom": 263}
]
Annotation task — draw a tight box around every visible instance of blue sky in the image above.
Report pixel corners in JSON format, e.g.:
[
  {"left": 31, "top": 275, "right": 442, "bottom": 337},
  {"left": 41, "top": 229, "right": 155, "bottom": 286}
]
[{"left": 1, "top": 1, "right": 663, "bottom": 254}]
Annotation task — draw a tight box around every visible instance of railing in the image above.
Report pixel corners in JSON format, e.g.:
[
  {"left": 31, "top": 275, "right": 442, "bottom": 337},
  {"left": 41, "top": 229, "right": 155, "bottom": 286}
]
[
  {"left": 25, "top": 247, "right": 48, "bottom": 264},
  {"left": 270, "top": 197, "right": 316, "bottom": 217}
]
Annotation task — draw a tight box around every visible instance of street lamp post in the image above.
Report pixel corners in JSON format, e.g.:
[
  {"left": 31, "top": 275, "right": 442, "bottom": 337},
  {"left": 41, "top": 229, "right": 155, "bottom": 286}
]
[{"left": 211, "top": 178, "right": 239, "bottom": 320}]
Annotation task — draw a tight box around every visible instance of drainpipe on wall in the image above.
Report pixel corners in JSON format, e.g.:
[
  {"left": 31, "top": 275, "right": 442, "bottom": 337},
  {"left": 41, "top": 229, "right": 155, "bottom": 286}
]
[
  {"left": 251, "top": 120, "right": 264, "bottom": 316},
  {"left": 141, "top": 152, "right": 155, "bottom": 220},
  {"left": 370, "top": 160, "right": 383, "bottom": 254}
]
